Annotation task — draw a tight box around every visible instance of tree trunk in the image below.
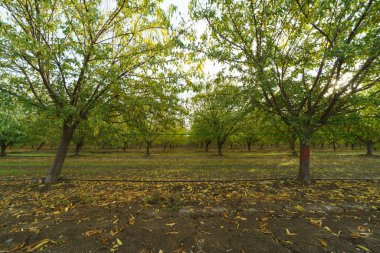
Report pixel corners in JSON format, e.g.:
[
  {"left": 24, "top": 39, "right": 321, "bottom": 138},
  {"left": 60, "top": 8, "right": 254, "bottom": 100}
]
[
  {"left": 366, "top": 142, "right": 374, "bottom": 156},
  {"left": 332, "top": 142, "right": 337, "bottom": 151},
  {"left": 164, "top": 143, "right": 168, "bottom": 152},
  {"left": 123, "top": 142, "right": 128, "bottom": 151},
  {"left": 298, "top": 132, "right": 311, "bottom": 184},
  {"left": 351, "top": 143, "right": 354, "bottom": 150},
  {"left": 36, "top": 141, "right": 45, "bottom": 151},
  {"left": 247, "top": 141, "right": 252, "bottom": 152},
  {"left": 45, "top": 122, "right": 76, "bottom": 184},
  {"left": 1, "top": 143, "right": 7, "bottom": 157},
  {"left": 230, "top": 143, "right": 233, "bottom": 149},
  {"left": 146, "top": 142, "right": 152, "bottom": 156},
  {"left": 217, "top": 142, "right": 223, "bottom": 157},
  {"left": 74, "top": 141, "right": 84, "bottom": 156},
  {"left": 205, "top": 140, "right": 211, "bottom": 152}
]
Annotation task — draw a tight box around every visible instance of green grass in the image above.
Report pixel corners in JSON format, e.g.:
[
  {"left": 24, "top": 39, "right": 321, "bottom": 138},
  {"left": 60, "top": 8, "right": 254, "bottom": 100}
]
[{"left": 0, "top": 147, "right": 378, "bottom": 180}]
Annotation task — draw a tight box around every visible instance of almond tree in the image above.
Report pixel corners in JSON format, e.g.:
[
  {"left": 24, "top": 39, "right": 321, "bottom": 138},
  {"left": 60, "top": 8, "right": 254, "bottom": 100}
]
[
  {"left": 190, "top": 0, "right": 380, "bottom": 183},
  {"left": 0, "top": 0, "right": 179, "bottom": 182},
  {"left": 192, "top": 84, "right": 251, "bottom": 157},
  {"left": 0, "top": 95, "right": 28, "bottom": 156}
]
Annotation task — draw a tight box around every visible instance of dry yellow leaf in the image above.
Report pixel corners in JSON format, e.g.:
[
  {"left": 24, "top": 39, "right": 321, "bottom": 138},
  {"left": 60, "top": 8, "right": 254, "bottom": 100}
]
[
  {"left": 357, "top": 226, "right": 370, "bottom": 233},
  {"left": 166, "top": 231, "right": 179, "bottom": 234},
  {"left": 308, "top": 218, "right": 322, "bottom": 227},
  {"left": 25, "top": 239, "right": 51, "bottom": 252},
  {"left": 320, "top": 239, "right": 327, "bottom": 248},
  {"left": 128, "top": 215, "right": 135, "bottom": 225},
  {"left": 83, "top": 229, "right": 102, "bottom": 237},
  {"left": 285, "top": 229, "right": 298, "bottom": 236},
  {"left": 116, "top": 238, "right": 123, "bottom": 246}
]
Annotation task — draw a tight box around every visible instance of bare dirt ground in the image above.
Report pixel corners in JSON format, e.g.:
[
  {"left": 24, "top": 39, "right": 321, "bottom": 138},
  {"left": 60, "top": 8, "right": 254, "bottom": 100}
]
[{"left": 1, "top": 179, "right": 379, "bottom": 253}]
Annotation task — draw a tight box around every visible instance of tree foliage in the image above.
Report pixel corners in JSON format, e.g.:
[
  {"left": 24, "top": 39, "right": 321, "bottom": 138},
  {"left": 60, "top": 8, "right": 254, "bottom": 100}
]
[{"left": 190, "top": 0, "right": 380, "bottom": 182}]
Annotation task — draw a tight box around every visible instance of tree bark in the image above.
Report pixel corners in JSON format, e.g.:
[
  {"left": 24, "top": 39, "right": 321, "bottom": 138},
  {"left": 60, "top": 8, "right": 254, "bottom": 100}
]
[
  {"left": 146, "top": 141, "right": 152, "bottom": 156},
  {"left": 217, "top": 142, "right": 223, "bottom": 157},
  {"left": 1, "top": 143, "right": 7, "bottom": 157},
  {"left": 74, "top": 141, "right": 84, "bottom": 156},
  {"left": 366, "top": 142, "right": 374, "bottom": 156},
  {"left": 205, "top": 140, "right": 211, "bottom": 152},
  {"left": 36, "top": 141, "right": 45, "bottom": 151},
  {"left": 45, "top": 122, "right": 76, "bottom": 183},
  {"left": 298, "top": 131, "right": 311, "bottom": 184},
  {"left": 123, "top": 142, "right": 128, "bottom": 151},
  {"left": 247, "top": 141, "right": 252, "bottom": 152}
]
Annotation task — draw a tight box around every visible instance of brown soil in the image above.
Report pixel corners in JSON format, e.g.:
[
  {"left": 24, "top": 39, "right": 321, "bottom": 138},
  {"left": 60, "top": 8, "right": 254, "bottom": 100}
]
[{"left": 0, "top": 180, "right": 379, "bottom": 252}]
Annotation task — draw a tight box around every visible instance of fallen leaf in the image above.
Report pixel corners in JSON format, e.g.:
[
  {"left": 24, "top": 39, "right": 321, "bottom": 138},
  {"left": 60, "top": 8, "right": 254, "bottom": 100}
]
[
  {"left": 295, "top": 205, "right": 304, "bottom": 212},
  {"left": 166, "top": 223, "right": 176, "bottom": 227},
  {"left": 116, "top": 238, "right": 123, "bottom": 246},
  {"left": 26, "top": 227, "right": 41, "bottom": 233},
  {"left": 351, "top": 232, "right": 372, "bottom": 238},
  {"left": 356, "top": 245, "right": 371, "bottom": 252},
  {"left": 234, "top": 216, "right": 247, "bottom": 221},
  {"left": 166, "top": 231, "right": 179, "bottom": 234},
  {"left": 357, "top": 226, "right": 370, "bottom": 233},
  {"left": 320, "top": 239, "right": 327, "bottom": 248},
  {"left": 308, "top": 218, "right": 322, "bottom": 227},
  {"left": 6, "top": 242, "right": 25, "bottom": 252},
  {"left": 83, "top": 229, "right": 103, "bottom": 237},
  {"left": 25, "top": 239, "right": 52, "bottom": 252},
  {"left": 285, "top": 229, "right": 298, "bottom": 236},
  {"left": 128, "top": 215, "right": 135, "bottom": 225}
]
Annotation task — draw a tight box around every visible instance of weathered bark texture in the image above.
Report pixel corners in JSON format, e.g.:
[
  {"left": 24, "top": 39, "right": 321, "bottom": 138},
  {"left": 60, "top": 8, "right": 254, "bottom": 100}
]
[
  {"left": 298, "top": 134, "right": 311, "bottom": 184},
  {"left": 45, "top": 122, "right": 76, "bottom": 183}
]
